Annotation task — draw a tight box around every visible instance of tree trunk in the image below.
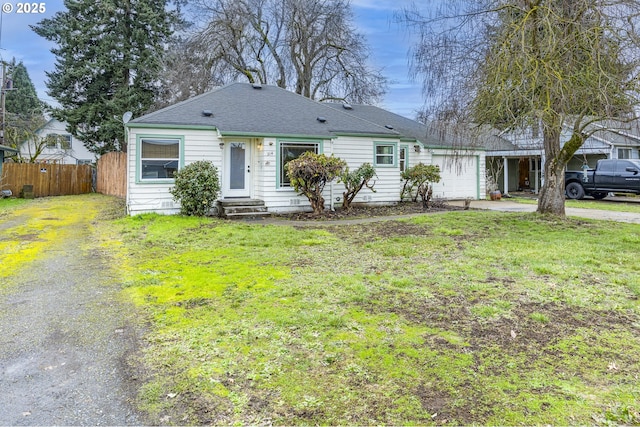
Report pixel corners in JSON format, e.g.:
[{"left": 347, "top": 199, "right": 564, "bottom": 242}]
[
  {"left": 537, "top": 125, "right": 566, "bottom": 216},
  {"left": 311, "top": 195, "right": 325, "bottom": 215}
]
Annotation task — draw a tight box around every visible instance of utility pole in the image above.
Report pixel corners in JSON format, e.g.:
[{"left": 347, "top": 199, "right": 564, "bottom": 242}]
[
  {"left": 0, "top": 61, "right": 5, "bottom": 146},
  {"left": 0, "top": 61, "right": 10, "bottom": 146}
]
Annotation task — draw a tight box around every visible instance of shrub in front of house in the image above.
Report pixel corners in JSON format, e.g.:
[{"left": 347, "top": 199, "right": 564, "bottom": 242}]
[
  {"left": 401, "top": 163, "right": 441, "bottom": 209},
  {"left": 170, "top": 160, "right": 221, "bottom": 216},
  {"left": 285, "top": 152, "right": 346, "bottom": 215},
  {"left": 339, "top": 163, "right": 377, "bottom": 211}
]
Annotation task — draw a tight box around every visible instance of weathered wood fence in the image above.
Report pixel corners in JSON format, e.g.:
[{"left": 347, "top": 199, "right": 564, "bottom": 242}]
[
  {"left": 1, "top": 163, "right": 93, "bottom": 197},
  {"left": 96, "top": 151, "right": 126, "bottom": 198}
]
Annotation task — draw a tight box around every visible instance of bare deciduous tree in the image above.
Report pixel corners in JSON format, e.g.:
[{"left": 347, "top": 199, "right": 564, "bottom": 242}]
[
  {"left": 3, "top": 113, "right": 47, "bottom": 163},
  {"left": 154, "top": 38, "right": 231, "bottom": 109},
  {"left": 178, "top": 0, "right": 386, "bottom": 103},
  {"left": 399, "top": 0, "right": 640, "bottom": 216}
]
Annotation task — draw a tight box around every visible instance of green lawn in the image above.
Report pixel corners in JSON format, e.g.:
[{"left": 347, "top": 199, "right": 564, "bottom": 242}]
[
  {"left": 109, "top": 206, "right": 640, "bottom": 425},
  {"left": 0, "top": 197, "right": 28, "bottom": 215}
]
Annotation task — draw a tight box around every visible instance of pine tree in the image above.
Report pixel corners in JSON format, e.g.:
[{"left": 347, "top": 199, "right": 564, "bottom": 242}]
[
  {"left": 5, "top": 59, "right": 44, "bottom": 117},
  {"left": 32, "top": 0, "right": 179, "bottom": 154},
  {"left": 2, "top": 59, "right": 46, "bottom": 156}
]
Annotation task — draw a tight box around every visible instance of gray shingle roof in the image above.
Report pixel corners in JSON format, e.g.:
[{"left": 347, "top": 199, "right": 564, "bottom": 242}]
[
  {"left": 131, "top": 83, "right": 399, "bottom": 138},
  {"left": 586, "top": 121, "right": 640, "bottom": 148},
  {"left": 325, "top": 102, "right": 430, "bottom": 142},
  {"left": 324, "top": 103, "right": 505, "bottom": 149}
]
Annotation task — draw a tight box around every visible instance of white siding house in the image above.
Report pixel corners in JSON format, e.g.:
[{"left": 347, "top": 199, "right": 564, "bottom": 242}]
[
  {"left": 126, "top": 83, "right": 485, "bottom": 215},
  {"left": 20, "top": 119, "right": 96, "bottom": 165}
]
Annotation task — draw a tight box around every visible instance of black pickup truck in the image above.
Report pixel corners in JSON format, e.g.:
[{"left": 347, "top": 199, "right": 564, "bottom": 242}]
[{"left": 565, "top": 159, "right": 640, "bottom": 199}]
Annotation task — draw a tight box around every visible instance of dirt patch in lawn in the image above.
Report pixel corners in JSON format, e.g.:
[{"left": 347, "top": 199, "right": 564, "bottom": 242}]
[
  {"left": 277, "top": 199, "right": 463, "bottom": 221},
  {"left": 357, "top": 291, "right": 640, "bottom": 425}
]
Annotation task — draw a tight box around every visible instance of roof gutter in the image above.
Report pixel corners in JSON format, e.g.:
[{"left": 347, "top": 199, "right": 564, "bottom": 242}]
[
  {"left": 126, "top": 123, "right": 217, "bottom": 131},
  {"left": 0, "top": 144, "right": 19, "bottom": 153}
]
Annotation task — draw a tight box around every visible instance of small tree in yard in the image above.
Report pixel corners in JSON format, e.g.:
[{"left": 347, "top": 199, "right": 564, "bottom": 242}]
[
  {"left": 401, "top": 163, "right": 441, "bottom": 209},
  {"left": 170, "top": 161, "right": 221, "bottom": 216},
  {"left": 339, "top": 163, "right": 376, "bottom": 211},
  {"left": 285, "top": 152, "right": 346, "bottom": 215}
]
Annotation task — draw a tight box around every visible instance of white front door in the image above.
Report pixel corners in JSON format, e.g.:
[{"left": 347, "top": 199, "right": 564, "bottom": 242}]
[{"left": 225, "top": 141, "right": 251, "bottom": 197}]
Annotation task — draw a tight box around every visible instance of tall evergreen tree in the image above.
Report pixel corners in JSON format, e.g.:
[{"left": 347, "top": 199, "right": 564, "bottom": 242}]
[
  {"left": 5, "top": 59, "right": 44, "bottom": 116},
  {"left": 32, "top": 0, "right": 179, "bottom": 154},
  {"left": 2, "top": 59, "right": 46, "bottom": 158}
]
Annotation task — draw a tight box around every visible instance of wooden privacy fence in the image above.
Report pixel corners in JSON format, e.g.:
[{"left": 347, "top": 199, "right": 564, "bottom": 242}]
[
  {"left": 1, "top": 163, "right": 93, "bottom": 197},
  {"left": 96, "top": 151, "right": 126, "bottom": 198}
]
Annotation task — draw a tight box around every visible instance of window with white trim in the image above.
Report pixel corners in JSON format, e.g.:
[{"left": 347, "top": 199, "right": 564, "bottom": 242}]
[
  {"left": 279, "top": 141, "right": 320, "bottom": 187},
  {"left": 60, "top": 135, "right": 72, "bottom": 150},
  {"left": 374, "top": 143, "right": 396, "bottom": 167},
  {"left": 618, "top": 148, "right": 632, "bottom": 159},
  {"left": 140, "top": 138, "right": 180, "bottom": 180},
  {"left": 399, "top": 146, "right": 408, "bottom": 172}
]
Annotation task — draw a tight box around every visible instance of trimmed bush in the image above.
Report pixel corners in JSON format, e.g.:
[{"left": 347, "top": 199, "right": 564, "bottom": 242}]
[
  {"left": 170, "top": 161, "right": 221, "bottom": 216},
  {"left": 339, "top": 163, "right": 377, "bottom": 211},
  {"left": 285, "top": 152, "right": 346, "bottom": 215},
  {"left": 401, "top": 163, "right": 441, "bottom": 209}
]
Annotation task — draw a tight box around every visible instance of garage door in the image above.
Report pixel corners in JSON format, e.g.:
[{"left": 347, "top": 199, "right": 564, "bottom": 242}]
[{"left": 430, "top": 155, "right": 479, "bottom": 199}]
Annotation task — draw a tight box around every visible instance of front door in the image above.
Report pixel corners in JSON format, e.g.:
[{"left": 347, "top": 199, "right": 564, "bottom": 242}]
[{"left": 225, "top": 141, "right": 251, "bottom": 197}]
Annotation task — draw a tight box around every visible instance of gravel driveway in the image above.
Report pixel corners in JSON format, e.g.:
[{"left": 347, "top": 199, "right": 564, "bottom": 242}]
[{"left": 0, "top": 196, "right": 141, "bottom": 425}]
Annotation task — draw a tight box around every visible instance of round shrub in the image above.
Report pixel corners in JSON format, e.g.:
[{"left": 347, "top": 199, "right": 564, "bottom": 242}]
[{"left": 170, "top": 160, "right": 221, "bottom": 216}]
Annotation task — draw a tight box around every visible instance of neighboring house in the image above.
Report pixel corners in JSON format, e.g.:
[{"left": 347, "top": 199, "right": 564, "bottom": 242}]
[
  {"left": 20, "top": 119, "right": 96, "bottom": 165},
  {"left": 485, "top": 120, "right": 640, "bottom": 195},
  {"left": 125, "top": 83, "right": 485, "bottom": 215}
]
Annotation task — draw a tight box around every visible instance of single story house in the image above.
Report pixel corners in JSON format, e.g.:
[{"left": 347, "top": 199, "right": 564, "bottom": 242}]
[
  {"left": 125, "top": 83, "right": 486, "bottom": 215},
  {"left": 486, "top": 120, "right": 640, "bottom": 195},
  {"left": 20, "top": 119, "right": 96, "bottom": 165}
]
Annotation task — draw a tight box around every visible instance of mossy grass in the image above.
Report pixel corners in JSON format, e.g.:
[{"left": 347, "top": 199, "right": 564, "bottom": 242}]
[
  {"left": 0, "top": 197, "right": 29, "bottom": 215},
  {"left": 0, "top": 195, "right": 108, "bottom": 282},
  {"left": 107, "top": 206, "right": 640, "bottom": 425},
  {"left": 4, "top": 196, "right": 636, "bottom": 424}
]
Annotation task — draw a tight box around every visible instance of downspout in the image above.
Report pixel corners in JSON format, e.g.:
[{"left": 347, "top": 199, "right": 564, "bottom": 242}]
[
  {"left": 535, "top": 156, "right": 540, "bottom": 194},
  {"left": 477, "top": 154, "right": 481, "bottom": 200},
  {"left": 502, "top": 157, "right": 509, "bottom": 196},
  {"left": 329, "top": 138, "right": 334, "bottom": 211},
  {"left": 124, "top": 124, "right": 131, "bottom": 215}
]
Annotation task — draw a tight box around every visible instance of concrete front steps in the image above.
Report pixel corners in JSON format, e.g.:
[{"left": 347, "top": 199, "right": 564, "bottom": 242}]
[{"left": 217, "top": 199, "right": 271, "bottom": 220}]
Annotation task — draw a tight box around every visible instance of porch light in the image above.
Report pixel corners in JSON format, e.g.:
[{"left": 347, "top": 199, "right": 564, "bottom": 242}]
[{"left": 219, "top": 142, "right": 224, "bottom": 149}]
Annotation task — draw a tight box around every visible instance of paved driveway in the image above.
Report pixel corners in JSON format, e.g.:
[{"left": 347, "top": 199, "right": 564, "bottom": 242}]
[
  {"left": 0, "top": 196, "right": 140, "bottom": 425},
  {"left": 464, "top": 199, "right": 640, "bottom": 224}
]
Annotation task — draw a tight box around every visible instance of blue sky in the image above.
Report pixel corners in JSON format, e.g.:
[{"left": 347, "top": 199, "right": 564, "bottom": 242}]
[{"left": 0, "top": 0, "right": 423, "bottom": 118}]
